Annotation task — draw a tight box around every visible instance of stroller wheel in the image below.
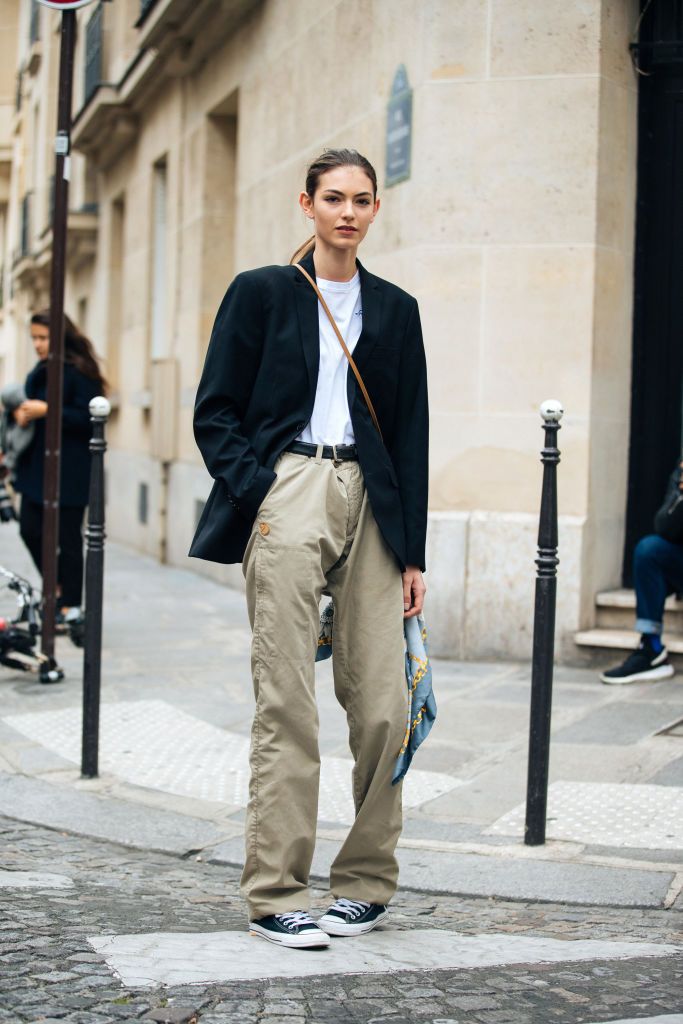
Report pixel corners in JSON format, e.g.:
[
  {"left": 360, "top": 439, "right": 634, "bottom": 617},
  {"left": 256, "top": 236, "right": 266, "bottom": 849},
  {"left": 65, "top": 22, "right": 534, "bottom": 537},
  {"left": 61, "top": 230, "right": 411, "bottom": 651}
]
[{"left": 40, "top": 659, "right": 64, "bottom": 685}]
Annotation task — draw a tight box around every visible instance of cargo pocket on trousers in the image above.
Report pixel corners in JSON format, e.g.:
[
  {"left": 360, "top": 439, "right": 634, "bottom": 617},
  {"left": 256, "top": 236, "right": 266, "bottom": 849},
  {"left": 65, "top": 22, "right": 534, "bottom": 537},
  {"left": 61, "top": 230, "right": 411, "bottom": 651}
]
[{"left": 253, "top": 541, "right": 314, "bottom": 667}]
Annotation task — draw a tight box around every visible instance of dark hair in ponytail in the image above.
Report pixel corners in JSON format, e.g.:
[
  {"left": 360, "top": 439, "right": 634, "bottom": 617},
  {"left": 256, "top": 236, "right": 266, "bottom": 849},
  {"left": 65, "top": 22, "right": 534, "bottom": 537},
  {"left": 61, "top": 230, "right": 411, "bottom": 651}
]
[
  {"left": 31, "top": 310, "right": 108, "bottom": 394},
  {"left": 290, "top": 148, "right": 378, "bottom": 264}
]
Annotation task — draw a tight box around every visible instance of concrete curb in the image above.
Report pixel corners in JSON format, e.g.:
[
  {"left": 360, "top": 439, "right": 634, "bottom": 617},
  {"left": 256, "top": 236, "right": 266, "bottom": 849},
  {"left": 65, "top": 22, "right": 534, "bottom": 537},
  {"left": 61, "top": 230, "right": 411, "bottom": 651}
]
[{"left": 2, "top": 771, "right": 679, "bottom": 910}]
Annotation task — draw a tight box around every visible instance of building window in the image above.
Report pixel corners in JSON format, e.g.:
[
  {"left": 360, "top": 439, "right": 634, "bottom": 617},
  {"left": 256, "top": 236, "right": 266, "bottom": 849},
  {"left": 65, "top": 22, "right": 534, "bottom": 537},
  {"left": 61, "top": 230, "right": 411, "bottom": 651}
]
[
  {"left": 108, "top": 196, "right": 125, "bottom": 391},
  {"left": 84, "top": 4, "right": 103, "bottom": 105},
  {"left": 83, "top": 163, "right": 99, "bottom": 214},
  {"left": 20, "top": 194, "right": 32, "bottom": 260},
  {"left": 150, "top": 158, "right": 168, "bottom": 361},
  {"left": 138, "top": 483, "right": 148, "bottom": 525},
  {"left": 48, "top": 174, "right": 55, "bottom": 226},
  {"left": 77, "top": 297, "right": 88, "bottom": 335},
  {"left": 29, "top": 1, "right": 40, "bottom": 45},
  {"left": 200, "top": 104, "right": 237, "bottom": 360}
]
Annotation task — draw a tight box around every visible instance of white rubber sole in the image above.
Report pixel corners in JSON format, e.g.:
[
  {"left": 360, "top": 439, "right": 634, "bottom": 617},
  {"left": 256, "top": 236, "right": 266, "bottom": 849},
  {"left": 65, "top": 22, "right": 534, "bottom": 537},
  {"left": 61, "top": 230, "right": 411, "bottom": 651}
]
[
  {"left": 249, "top": 923, "right": 330, "bottom": 949},
  {"left": 318, "top": 909, "right": 388, "bottom": 936},
  {"left": 600, "top": 663, "right": 675, "bottom": 685}
]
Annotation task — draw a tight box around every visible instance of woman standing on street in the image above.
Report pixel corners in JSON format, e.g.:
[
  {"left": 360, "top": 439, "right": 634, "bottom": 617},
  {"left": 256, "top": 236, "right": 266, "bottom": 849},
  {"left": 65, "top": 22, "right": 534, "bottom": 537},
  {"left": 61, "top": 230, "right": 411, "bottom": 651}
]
[
  {"left": 13, "top": 312, "right": 106, "bottom": 630},
  {"left": 191, "top": 149, "right": 429, "bottom": 949}
]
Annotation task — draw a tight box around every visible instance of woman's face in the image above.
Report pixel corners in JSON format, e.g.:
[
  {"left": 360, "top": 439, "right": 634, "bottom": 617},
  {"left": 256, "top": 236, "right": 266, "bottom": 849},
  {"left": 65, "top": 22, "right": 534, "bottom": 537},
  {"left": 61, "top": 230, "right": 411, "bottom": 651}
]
[
  {"left": 300, "top": 165, "right": 380, "bottom": 252},
  {"left": 30, "top": 323, "right": 50, "bottom": 361}
]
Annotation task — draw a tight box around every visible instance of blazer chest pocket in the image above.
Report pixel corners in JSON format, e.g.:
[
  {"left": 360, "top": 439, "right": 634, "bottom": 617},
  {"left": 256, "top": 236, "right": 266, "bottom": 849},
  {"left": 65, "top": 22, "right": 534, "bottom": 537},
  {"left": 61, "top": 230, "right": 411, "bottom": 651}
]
[
  {"left": 366, "top": 344, "right": 398, "bottom": 368},
  {"left": 362, "top": 345, "right": 399, "bottom": 406}
]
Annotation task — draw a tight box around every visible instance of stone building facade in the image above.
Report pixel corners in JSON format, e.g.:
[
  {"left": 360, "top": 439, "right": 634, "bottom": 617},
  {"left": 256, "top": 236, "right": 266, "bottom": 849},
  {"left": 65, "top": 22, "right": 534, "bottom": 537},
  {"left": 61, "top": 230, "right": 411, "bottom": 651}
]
[{"left": 0, "top": 0, "right": 654, "bottom": 661}]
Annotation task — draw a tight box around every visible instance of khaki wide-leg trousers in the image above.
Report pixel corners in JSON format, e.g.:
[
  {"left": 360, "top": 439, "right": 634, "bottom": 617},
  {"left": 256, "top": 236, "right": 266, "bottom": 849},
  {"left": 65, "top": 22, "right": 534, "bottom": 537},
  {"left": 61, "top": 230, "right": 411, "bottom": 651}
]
[{"left": 240, "top": 451, "right": 407, "bottom": 919}]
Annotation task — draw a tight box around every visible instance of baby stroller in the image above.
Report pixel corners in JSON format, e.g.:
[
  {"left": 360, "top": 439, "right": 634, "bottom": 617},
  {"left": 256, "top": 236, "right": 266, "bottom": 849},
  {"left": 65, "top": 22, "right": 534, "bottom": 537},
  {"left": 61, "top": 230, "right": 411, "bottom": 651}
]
[{"left": 0, "top": 565, "right": 63, "bottom": 684}]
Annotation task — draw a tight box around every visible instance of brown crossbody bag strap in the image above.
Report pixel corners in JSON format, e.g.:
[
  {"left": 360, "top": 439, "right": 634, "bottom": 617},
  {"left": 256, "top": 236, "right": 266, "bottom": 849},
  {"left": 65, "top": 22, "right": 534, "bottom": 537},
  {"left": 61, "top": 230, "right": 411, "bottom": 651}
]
[{"left": 295, "top": 263, "right": 383, "bottom": 442}]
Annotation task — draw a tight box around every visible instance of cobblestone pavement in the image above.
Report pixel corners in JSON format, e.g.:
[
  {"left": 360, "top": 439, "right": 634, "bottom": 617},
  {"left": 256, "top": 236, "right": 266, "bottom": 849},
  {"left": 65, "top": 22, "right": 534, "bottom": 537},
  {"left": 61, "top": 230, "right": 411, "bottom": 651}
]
[{"left": 1, "top": 817, "right": 681, "bottom": 1024}]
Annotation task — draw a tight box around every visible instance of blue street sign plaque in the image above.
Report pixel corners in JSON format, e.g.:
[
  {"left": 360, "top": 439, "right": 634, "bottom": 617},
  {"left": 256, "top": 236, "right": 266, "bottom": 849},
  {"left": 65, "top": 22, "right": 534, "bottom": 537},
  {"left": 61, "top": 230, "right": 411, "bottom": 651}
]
[{"left": 385, "top": 65, "right": 413, "bottom": 188}]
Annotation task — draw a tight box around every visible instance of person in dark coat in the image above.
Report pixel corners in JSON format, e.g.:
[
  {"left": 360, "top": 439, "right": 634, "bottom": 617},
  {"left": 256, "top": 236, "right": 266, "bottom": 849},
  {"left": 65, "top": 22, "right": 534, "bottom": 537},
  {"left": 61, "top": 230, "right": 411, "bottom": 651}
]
[
  {"left": 13, "top": 311, "right": 106, "bottom": 621},
  {"left": 601, "top": 458, "right": 683, "bottom": 684},
  {"left": 191, "top": 148, "right": 428, "bottom": 950}
]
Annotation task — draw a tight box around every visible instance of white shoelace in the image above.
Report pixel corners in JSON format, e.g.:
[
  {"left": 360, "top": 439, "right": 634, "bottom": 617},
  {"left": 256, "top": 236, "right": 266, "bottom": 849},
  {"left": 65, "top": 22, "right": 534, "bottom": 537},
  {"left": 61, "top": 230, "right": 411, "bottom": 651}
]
[
  {"left": 328, "top": 898, "right": 371, "bottom": 920},
  {"left": 275, "top": 911, "right": 316, "bottom": 929}
]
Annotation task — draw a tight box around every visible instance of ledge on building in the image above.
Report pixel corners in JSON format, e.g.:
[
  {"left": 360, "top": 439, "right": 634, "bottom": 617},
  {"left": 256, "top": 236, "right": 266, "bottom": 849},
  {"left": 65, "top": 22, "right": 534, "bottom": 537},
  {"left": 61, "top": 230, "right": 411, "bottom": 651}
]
[
  {"left": 71, "top": 84, "right": 139, "bottom": 169},
  {"left": 73, "top": 0, "right": 257, "bottom": 167},
  {"left": 135, "top": 0, "right": 257, "bottom": 52},
  {"left": 130, "top": 389, "right": 152, "bottom": 411},
  {"left": 11, "top": 251, "right": 49, "bottom": 294},
  {"left": 65, "top": 209, "right": 99, "bottom": 271},
  {"left": 11, "top": 208, "right": 99, "bottom": 291}
]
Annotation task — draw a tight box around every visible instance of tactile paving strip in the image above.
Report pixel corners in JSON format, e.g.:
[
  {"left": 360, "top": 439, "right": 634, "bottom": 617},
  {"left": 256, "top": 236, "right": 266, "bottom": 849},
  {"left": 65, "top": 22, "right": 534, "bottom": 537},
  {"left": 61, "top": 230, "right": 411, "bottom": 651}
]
[
  {"left": 3, "top": 699, "right": 461, "bottom": 825},
  {"left": 488, "top": 781, "right": 683, "bottom": 849}
]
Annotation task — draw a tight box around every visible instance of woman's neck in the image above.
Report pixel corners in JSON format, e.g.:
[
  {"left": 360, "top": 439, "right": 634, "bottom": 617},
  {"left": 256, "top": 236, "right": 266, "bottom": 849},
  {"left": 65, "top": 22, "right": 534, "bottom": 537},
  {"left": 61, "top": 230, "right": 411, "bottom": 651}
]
[{"left": 312, "top": 243, "right": 358, "bottom": 282}]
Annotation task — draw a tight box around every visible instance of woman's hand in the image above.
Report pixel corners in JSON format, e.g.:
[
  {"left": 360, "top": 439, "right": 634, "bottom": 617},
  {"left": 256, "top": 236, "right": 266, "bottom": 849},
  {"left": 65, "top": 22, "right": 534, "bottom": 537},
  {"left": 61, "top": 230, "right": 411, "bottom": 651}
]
[
  {"left": 402, "top": 566, "right": 426, "bottom": 619},
  {"left": 14, "top": 400, "right": 47, "bottom": 427}
]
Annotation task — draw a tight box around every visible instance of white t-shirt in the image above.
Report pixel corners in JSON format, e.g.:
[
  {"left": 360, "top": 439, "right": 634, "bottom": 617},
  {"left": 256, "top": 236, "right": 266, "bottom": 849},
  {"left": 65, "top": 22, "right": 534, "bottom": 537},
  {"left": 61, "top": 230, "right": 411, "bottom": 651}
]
[{"left": 297, "top": 272, "right": 362, "bottom": 446}]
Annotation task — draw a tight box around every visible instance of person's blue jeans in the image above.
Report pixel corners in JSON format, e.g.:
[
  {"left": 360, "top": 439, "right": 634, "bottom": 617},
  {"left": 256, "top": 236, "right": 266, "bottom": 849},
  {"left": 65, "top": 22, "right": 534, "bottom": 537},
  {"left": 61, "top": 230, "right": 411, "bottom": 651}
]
[{"left": 634, "top": 534, "right": 683, "bottom": 634}]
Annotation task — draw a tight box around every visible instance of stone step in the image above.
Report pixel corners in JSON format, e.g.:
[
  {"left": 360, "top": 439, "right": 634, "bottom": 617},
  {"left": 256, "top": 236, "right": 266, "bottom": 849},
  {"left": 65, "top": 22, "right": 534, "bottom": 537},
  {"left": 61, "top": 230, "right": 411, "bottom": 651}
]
[
  {"left": 574, "top": 627, "right": 683, "bottom": 655},
  {"left": 594, "top": 590, "right": 683, "bottom": 632}
]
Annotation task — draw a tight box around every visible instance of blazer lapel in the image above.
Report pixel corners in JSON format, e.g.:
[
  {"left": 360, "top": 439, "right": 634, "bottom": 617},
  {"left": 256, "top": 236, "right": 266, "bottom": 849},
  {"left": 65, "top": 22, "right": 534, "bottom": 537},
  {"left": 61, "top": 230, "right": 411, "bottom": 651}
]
[
  {"left": 354, "top": 258, "right": 382, "bottom": 367},
  {"left": 293, "top": 250, "right": 320, "bottom": 392},
  {"left": 292, "top": 252, "right": 384, "bottom": 390}
]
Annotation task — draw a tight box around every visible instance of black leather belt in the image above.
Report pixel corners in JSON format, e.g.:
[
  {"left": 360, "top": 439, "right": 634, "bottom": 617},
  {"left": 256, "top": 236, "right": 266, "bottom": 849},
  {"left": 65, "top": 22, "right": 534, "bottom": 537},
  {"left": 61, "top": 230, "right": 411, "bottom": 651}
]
[{"left": 286, "top": 440, "right": 358, "bottom": 461}]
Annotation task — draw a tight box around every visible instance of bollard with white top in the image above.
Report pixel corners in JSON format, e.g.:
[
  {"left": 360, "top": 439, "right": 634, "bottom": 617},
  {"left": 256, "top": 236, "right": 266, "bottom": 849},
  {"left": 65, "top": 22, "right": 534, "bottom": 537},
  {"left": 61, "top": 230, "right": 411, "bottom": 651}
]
[
  {"left": 81, "top": 396, "right": 111, "bottom": 779},
  {"left": 524, "top": 399, "right": 563, "bottom": 845}
]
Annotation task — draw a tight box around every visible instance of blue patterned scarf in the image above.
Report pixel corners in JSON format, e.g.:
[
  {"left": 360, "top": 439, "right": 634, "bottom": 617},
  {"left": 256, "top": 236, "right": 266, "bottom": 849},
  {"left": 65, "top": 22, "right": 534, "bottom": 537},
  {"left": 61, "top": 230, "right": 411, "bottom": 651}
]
[{"left": 315, "top": 601, "right": 436, "bottom": 784}]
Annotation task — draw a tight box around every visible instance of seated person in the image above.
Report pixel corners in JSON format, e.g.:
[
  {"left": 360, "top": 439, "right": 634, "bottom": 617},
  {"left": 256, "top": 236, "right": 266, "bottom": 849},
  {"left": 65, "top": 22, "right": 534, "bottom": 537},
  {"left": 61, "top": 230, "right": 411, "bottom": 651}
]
[{"left": 601, "top": 460, "right": 683, "bottom": 684}]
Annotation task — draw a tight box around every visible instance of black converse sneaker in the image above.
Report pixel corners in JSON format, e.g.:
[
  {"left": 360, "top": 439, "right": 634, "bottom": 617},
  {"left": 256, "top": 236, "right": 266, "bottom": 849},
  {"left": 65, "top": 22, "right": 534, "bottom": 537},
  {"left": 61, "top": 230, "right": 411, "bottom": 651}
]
[
  {"left": 249, "top": 911, "right": 330, "bottom": 949},
  {"left": 318, "top": 898, "right": 388, "bottom": 936},
  {"left": 600, "top": 638, "right": 675, "bottom": 685}
]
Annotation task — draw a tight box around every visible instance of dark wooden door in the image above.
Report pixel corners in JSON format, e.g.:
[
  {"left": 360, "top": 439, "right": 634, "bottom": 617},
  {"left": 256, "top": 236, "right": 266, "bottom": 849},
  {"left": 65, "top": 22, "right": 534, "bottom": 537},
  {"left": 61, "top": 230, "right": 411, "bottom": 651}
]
[{"left": 623, "top": 3, "right": 683, "bottom": 583}]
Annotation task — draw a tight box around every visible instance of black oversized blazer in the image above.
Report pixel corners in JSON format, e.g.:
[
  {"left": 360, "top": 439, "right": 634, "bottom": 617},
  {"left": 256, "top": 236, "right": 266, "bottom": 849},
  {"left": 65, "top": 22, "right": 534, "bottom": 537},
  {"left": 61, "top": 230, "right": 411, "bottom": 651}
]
[{"left": 190, "top": 250, "right": 429, "bottom": 571}]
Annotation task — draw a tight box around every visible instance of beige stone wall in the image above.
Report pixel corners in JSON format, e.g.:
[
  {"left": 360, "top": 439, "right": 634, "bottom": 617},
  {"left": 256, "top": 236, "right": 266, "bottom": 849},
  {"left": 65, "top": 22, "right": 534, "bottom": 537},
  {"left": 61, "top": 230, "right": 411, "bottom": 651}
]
[
  {"left": 581, "top": 0, "right": 639, "bottom": 625},
  {"left": 0, "top": 0, "right": 641, "bottom": 661}
]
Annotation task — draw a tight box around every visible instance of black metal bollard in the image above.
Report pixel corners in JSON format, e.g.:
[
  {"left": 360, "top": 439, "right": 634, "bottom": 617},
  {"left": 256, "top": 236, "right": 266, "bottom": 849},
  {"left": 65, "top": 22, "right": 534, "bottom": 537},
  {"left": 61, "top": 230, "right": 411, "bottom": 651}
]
[
  {"left": 524, "top": 399, "right": 563, "bottom": 846},
  {"left": 81, "top": 396, "right": 111, "bottom": 779}
]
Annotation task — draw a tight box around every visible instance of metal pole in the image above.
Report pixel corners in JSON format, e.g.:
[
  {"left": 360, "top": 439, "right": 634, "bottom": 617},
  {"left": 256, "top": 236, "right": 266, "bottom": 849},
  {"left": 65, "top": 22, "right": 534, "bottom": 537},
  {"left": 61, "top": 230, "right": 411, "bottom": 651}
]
[
  {"left": 81, "top": 396, "right": 110, "bottom": 779},
  {"left": 41, "top": 10, "right": 77, "bottom": 660},
  {"left": 524, "top": 399, "right": 563, "bottom": 846}
]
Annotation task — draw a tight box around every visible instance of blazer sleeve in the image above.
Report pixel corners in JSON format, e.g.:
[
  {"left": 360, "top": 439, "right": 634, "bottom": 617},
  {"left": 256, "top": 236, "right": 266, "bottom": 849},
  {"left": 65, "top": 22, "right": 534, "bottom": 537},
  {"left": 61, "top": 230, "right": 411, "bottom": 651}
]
[
  {"left": 389, "top": 298, "right": 429, "bottom": 571},
  {"left": 194, "top": 272, "right": 276, "bottom": 519}
]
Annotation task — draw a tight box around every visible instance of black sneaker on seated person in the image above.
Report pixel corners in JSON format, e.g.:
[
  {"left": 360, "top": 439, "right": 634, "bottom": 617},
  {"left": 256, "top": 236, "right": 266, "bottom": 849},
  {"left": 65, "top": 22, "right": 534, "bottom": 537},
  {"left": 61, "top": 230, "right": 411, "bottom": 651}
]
[
  {"left": 318, "top": 898, "right": 388, "bottom": 936},
  {"left": 600, "top": 637, "right": 675, "bottom": 685},
  {"left": 249, "top": 911, "right": 330, "bottom": 949}
]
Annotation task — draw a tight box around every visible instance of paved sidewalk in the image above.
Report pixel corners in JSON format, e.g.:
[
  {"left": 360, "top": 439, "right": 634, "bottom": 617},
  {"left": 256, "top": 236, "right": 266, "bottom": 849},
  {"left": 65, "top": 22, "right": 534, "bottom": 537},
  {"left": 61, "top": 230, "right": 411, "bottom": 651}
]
[
  {"left": 1, "top": 817, "right": 681, "bottom": 1024},
  {"left": 0, "top": 523, "right": 681, "bottom": 1022}
]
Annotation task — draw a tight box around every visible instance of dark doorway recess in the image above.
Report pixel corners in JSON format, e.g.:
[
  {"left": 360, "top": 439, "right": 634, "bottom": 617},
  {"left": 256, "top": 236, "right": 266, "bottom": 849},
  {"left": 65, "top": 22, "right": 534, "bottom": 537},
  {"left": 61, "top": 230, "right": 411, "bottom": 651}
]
[{"left": 624, "top": 1, "right": 683, "bottom": 584}]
